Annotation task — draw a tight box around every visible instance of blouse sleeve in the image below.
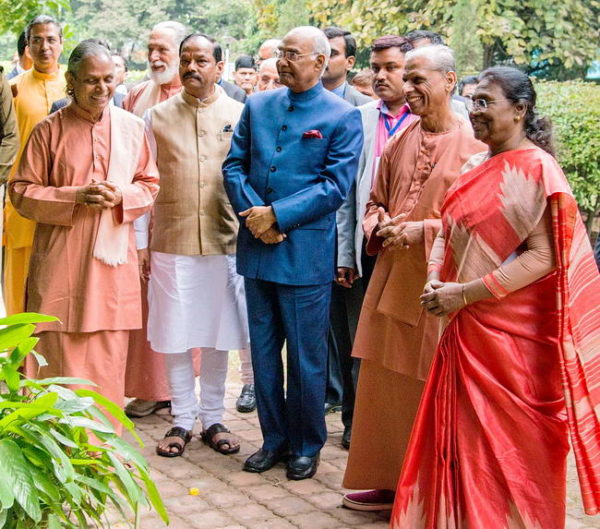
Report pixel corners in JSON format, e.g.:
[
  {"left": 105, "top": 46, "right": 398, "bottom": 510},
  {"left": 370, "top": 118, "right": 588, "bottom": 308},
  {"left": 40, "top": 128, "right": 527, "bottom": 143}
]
[{"left": 481, "top": 206, "right": 555, "bottom": 298}]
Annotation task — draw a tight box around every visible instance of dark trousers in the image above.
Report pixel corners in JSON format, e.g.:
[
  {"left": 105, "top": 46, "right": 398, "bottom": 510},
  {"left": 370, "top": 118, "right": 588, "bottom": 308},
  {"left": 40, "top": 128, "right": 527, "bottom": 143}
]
[
  {"left": 325, "top": 243, "right": 377, "bottom": 427},
  {"left": 245, "top": 278, "right": 331, "bottom": 457}
]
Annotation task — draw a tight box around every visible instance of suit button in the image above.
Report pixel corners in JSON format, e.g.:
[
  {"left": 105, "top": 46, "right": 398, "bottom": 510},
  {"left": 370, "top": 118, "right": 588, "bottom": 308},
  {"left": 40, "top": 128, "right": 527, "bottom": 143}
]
[
  {"left": 276, "top": 146, "right": 282, "bottom": 152},
  {"left": 281, "top": 125, "right": 287, "bottom": 131},
  {"left": 288, "top": 105, "right": 294, "bottom": 111},
  {"left": 270, "top": 166, "right": 277, "bottom": 172},
  {"left": 266, "top": 187, "right": 274, "bottom": 194}
]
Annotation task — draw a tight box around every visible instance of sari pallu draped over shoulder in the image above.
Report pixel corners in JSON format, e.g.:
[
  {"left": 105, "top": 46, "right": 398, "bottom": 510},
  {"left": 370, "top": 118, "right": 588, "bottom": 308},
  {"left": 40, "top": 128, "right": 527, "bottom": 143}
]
[{"left": 390, "top": 147, "right": 600, "bottom": 529}]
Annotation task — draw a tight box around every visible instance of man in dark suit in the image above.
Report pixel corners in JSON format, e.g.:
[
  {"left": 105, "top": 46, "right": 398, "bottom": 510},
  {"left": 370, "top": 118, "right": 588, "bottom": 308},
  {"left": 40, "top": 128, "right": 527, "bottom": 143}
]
[
  {"left": 219, "top": 76, "right": 247, "bottom": 103},
  {"left": 223, "top": 26, "right": 363, "bottom": 480},
  {"left": 321, "top": 26, "right": 370, "bottom": 449}
]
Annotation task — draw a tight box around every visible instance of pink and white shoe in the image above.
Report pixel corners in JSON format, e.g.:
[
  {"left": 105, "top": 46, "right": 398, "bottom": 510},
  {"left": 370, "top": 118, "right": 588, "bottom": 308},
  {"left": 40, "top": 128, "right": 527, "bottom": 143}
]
[{"left": 342, "top": 489, "right": 395, "bottom": 511}]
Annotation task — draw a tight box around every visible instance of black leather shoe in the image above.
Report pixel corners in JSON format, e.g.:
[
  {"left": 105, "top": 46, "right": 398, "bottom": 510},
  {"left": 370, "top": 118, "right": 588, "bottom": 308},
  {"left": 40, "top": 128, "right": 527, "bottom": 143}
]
[
  {"left": 286, "top": 453, "right": 320, "bottom": 480},
  {"left": 342, "top": 426, "right": 351, "bottom": 449},
  {"left": 236, "top": 384, "right": 256, "bottom": 413},
  {"left": 243, "top": 447, "right": 287, "bottom": 473}
]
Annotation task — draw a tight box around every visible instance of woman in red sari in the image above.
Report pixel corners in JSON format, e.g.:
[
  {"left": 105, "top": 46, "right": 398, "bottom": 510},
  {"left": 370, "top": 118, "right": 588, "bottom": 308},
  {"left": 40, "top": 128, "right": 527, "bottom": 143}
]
[{"left": 391, "top": 67, "right": 600, "bottom": 528}]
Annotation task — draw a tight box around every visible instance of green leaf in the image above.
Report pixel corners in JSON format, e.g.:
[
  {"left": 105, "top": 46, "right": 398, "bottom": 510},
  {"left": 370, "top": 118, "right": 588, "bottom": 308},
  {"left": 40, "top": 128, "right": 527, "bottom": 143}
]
[
  {"left": 60, "top": 416, "right": 115, "bottom": 433},
  {"left": 0, "top": 313, "right": 58, "bottom": 326},
  {"left": 47, "top": 514, "right": 62, "bottom": 529},
  {"left": 0, "top": 439, "right": 41, "bottom": 522},
  {"left": 0, "top": 323, "right": 35, "bottom": 351},
  {"left": 76, "top": 388, "right": 136, "bottom": 433},
  {"left": 140, "top": 471, "right": 170, "bottom": 524}
]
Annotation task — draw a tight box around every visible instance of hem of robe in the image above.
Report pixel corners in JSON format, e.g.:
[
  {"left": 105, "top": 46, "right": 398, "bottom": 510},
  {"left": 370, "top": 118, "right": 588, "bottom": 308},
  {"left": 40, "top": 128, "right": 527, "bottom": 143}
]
[
  {"left": 26, "top": 330, "right": 130, "bottom": 435},
  {"left": 342, "top": 359, "right": 424, "bottom": 491}
]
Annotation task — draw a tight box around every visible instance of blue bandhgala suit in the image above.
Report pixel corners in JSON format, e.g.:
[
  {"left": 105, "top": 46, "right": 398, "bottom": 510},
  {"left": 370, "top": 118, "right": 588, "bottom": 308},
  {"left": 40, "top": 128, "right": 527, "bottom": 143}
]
[{"left": 223, "top": 81, "right": 363, "bottom": 457}]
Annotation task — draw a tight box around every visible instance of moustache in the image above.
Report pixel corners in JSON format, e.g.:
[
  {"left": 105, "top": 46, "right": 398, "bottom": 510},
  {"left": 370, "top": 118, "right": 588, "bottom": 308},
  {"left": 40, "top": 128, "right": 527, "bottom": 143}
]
[
  {"left": 375, "top": 82, "right": 389, "bottom": 89},
  {"left": 183, "top": 72, "right": 202, "bottom": 81}
]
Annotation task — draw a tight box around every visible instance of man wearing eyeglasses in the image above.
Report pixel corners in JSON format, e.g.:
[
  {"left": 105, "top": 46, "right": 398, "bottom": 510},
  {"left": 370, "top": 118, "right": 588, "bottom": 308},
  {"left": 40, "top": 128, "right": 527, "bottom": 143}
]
[{"left": 223, "top": 25, "right": 363, "bottom": 480}]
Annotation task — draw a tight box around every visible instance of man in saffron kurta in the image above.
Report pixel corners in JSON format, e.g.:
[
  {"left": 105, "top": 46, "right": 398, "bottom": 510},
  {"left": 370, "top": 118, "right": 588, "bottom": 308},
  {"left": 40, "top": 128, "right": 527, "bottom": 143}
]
[
  {"left": 342, "top": 45, "right": 484, "bottom": 508},
  {"left": 122, "top": 21, "right": 187, "bottom": 417},
  {"left": 9, "top": 44, "right": 159, "bottom": 428},
  {"left": 4, "top": 16, "right": 66, "bottom": 316}
]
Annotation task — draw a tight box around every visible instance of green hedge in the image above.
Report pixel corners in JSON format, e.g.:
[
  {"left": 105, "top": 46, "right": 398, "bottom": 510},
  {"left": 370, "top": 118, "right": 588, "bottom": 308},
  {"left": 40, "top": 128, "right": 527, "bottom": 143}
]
[{"left": 535, "top": 80, "right": 600, "bottom": 230}]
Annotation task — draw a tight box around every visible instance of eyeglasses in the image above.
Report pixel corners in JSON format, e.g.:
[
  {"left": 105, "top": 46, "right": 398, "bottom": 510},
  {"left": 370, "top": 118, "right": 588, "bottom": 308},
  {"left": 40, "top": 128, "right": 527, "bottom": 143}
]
[
  {"left": 471, "top": 98, "right": 510, "bottom": 110},
  {"left": 274, "top": 50, "right": 317, "bottom": 62}
]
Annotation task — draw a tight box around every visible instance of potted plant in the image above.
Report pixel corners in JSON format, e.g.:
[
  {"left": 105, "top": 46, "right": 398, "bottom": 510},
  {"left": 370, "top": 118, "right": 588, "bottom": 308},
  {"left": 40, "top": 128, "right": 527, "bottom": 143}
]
[{"left": 0, "top": 313, "right": 169, "bottom": 528}]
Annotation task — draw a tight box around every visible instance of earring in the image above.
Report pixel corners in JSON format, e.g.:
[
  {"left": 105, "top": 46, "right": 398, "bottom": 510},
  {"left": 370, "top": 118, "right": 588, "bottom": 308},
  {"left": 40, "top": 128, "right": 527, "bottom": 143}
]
[{"left": 514, "top": 115, "right": 521, "bottom": 122}]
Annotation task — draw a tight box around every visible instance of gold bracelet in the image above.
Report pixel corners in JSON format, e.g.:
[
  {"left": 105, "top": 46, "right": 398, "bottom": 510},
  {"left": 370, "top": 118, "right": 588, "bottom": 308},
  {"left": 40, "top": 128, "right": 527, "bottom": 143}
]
[{"left": 461, "top": 284, "right": 468, "bottom": 306}]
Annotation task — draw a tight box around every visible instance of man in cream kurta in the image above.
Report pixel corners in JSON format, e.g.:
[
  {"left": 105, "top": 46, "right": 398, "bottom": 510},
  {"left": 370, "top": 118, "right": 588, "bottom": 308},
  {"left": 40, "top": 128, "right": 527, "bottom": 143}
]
[
  {"left": 5, "top": 15, "right": 66, "bottom": 316},
  {"left": 137, "top": 33, "right": 248, "bottom": 456}
]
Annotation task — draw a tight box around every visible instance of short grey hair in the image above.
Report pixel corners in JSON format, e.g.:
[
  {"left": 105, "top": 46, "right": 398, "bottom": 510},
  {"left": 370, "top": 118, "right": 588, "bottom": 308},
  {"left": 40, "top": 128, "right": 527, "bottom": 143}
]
[
  {"left": 405, "top": 44, "right": 456, "bottom": 74},
  {"left": 67, "top": 40, "right": 112, "bottom": 77},
  {"left": 286, "top": 26, "right": 331, "bottom": 73},
  {"left": 26, "top": 14, "right": 62, "bottom": 41},
  {"left": 151, "top": 21, "right": 188, "bottom": 48}
]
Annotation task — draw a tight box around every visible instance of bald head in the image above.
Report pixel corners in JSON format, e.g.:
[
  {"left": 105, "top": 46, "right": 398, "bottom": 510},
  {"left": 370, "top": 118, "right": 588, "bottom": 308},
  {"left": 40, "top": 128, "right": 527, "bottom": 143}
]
[
  {"left": 284, "top": 26, "right": 330, "bottom": 65},
  {"left": 258, "top": 38, "right": 281, "bottom": 61},
  {"left": 405, "top": 44, "right": 455, "bottom": 74},
  {"left": 277, "top": 26, "right": 331, "bottom": 93}
]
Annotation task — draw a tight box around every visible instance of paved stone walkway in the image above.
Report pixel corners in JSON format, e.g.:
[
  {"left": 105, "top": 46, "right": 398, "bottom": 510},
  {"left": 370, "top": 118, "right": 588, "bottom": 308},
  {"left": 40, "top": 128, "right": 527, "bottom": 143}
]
[{"left": 112, "top": 366, "right": 600, "bottom": 529}]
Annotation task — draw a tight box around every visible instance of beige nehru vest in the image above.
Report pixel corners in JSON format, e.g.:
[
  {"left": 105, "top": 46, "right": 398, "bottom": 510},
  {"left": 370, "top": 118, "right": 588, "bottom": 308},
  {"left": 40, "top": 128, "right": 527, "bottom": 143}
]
[{"left": 149, "top": 85, "right": 243, "bottom": 256}]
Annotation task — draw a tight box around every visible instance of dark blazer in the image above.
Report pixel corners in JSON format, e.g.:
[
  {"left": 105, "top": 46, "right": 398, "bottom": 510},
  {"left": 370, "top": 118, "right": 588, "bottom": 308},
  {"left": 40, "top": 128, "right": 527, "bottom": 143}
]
[
  {"left": 220, "top": 79, "right": 247, "bottom": 103},
  {"left": 223, "top": 82, "right": 363, "bottom": 286},
  {"left": 49, "top": 92, "right": 126, "bottom": 114},
  {"left": 343, "top": 83, "right": 371, "bottom": 107}
]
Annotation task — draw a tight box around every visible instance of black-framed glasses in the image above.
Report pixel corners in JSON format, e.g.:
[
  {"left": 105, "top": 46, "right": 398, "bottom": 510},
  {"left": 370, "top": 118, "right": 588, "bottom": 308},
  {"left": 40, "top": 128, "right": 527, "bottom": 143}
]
[
  {"left": 274, "top": 49, "right": 317, "bottom": 62},
  {"left": 471, "top": 98, "right": 510, "bottom": 110}
]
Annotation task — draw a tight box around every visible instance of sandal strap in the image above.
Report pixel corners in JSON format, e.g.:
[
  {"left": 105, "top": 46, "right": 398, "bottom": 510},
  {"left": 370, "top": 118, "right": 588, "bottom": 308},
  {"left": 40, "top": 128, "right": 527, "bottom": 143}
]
[
  {"left": 204, "top": 423, "right": 230, "bottom": 438},
  {"left": 164, "top": 426, "right": 191, "bottom": 442}
]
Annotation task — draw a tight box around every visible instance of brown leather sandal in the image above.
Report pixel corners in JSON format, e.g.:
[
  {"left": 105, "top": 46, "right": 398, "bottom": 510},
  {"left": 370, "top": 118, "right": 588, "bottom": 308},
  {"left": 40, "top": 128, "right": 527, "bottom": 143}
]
[
  {"left": 201, "top": 423, "right": 240, "bottom": 455},
  {"left": 156, "top": 427, "right": 192, "bottom": 458}
]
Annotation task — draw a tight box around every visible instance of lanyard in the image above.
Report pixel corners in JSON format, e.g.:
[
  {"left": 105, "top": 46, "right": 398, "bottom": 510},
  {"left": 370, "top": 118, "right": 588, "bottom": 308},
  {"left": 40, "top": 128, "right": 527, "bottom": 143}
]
[{"left": 384, "top": 110, "right": 409, "bottom": 137}]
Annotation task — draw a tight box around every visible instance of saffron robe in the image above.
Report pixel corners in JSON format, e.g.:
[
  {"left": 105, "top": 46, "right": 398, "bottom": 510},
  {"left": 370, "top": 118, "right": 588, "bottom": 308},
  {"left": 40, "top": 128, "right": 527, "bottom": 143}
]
[
  {"left": 10, "top": 103, "right": 158, "bottom": 415},
  {"left": 391, "top": 147, "right": 600, "bottom": 528},
  {"left": 343, "top": 119, "right": 484, "bottom": 490},
  {"left": 4, "top": 68, "right": 66, "bottom": 315}
]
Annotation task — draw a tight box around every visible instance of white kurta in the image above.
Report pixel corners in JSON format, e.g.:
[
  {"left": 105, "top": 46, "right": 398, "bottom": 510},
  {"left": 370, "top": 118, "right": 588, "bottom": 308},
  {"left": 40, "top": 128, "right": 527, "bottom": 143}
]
[{"left": 147, "top": 252, "right": 249, "bottom": 354}]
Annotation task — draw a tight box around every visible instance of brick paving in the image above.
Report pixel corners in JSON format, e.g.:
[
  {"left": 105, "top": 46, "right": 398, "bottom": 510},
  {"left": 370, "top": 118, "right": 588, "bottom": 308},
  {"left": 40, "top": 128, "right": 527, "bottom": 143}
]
[{"left": 110, "top": 360, "right": 600, "bottom": 529}]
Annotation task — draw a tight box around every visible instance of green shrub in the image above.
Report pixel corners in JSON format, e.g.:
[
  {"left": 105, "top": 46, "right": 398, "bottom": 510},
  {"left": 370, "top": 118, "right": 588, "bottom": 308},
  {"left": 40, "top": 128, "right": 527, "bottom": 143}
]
[
  {"left": 0, "top": 313, "right": 169, "bottom": 528},
  {"left": 535, "top": 80, "right": 600, "bottom": 231}
]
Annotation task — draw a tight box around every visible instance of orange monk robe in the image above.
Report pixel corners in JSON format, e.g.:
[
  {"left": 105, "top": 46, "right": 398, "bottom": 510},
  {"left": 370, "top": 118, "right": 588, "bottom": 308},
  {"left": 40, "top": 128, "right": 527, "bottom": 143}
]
[
  {"left": 4, "top": 68, "right": 66, "bottom": 315},
  {"left": 9, "top": 103, "right": 159, "bottom": 422},
  {"left": 343, "top": 119, "right": 485, "bottom": 491},
  {"left": 121, "top": 76, "right": 189, "bottom": 402},
  {"left": 122, "top": 78, "right": 182, "bottom": 117}
]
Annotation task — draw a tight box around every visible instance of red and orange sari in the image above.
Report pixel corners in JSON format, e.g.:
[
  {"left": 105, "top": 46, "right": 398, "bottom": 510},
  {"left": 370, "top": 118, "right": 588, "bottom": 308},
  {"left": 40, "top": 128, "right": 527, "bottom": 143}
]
[{"left": 390, "top": 147, "right": 600, "bottom": 528}]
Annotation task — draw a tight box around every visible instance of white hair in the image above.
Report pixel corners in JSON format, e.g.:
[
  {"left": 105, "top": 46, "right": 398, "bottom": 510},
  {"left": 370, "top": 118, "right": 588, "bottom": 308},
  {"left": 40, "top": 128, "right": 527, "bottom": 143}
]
[
  {"left": 405, "top": 44, "right": 456, "bottom": 73},
  {"left": 151, "top": 21, "right": 188, "bottom": 48},
  {"left": 259, "top": 57, "right": 278, "bottom": 73},
  {"left": 286, "top": 26, "right": 331, "bottom": 73}
]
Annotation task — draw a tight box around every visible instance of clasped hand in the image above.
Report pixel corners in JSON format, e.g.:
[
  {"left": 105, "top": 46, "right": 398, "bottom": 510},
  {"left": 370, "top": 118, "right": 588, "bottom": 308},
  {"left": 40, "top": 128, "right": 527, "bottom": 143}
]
[
  {"left": 374, "top": 207, "right": 423, "bottom": 249},
  {"left": 240, "top": 205, "right": 286, "bottom": 245},
  {"left": 76, "top": 180, "right": 122, "bottom": 209},
  {"left": 420, "top": 280, "right": 465, "bottom": 317}
]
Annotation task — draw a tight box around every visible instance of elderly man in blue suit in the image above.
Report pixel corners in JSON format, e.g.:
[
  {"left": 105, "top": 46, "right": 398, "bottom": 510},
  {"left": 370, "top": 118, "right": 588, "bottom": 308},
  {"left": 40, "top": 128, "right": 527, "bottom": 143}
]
[{"left": 223, "top": 26, "right": 363, "bottom": 480}]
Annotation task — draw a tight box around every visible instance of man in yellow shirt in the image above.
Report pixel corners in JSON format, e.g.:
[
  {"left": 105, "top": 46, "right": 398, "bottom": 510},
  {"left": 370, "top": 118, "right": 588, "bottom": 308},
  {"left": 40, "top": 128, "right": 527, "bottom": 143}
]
[{"left": 5, "top": 15, "right": 66, "bottom": 315}]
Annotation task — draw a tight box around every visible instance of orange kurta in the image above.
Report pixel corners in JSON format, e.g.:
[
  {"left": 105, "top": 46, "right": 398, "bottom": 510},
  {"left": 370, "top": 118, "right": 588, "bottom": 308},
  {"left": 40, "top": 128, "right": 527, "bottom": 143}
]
[
  {"left": 9, "top": 102, "right": 158, "bottom": 421},
  {"left": 343, "top": 119, "right": 485, "bottom": 490},
  {"left": 122, "top": 77, "right": 183, "bottom": 401},
  {"left": 4, "top": 68, "right": 66, "bottom": 315}
]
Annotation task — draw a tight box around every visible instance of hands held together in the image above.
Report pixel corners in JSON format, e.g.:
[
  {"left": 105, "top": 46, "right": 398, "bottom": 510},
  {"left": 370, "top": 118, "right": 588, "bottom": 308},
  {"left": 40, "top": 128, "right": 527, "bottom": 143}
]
[
  {"left": 375, "top": 207, "right": 423, "bottom": 249},
  {"left": 420, "top": 280, "right": 467, "bottom": 317},
  {"left": 240, "top": 206, "right": 286, "bottom": 245},
  {"left": 76, "top": 180, "right": 122, "bottom": 209}
]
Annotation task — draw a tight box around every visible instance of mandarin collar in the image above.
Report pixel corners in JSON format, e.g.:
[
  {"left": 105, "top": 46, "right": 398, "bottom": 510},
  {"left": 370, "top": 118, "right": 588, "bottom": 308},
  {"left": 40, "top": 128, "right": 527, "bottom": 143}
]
[
  {"left": 32, "top": 67, "right": 64, "bottom": 82},
  {"left": 287, "top": 81, "right": 323, "bottom": 102},
  {"left": 181, "top": 84, "right": 222, "bottom": 107},
  {"left": 68, "top": 100, "right": 109, "bottom": 124}
]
